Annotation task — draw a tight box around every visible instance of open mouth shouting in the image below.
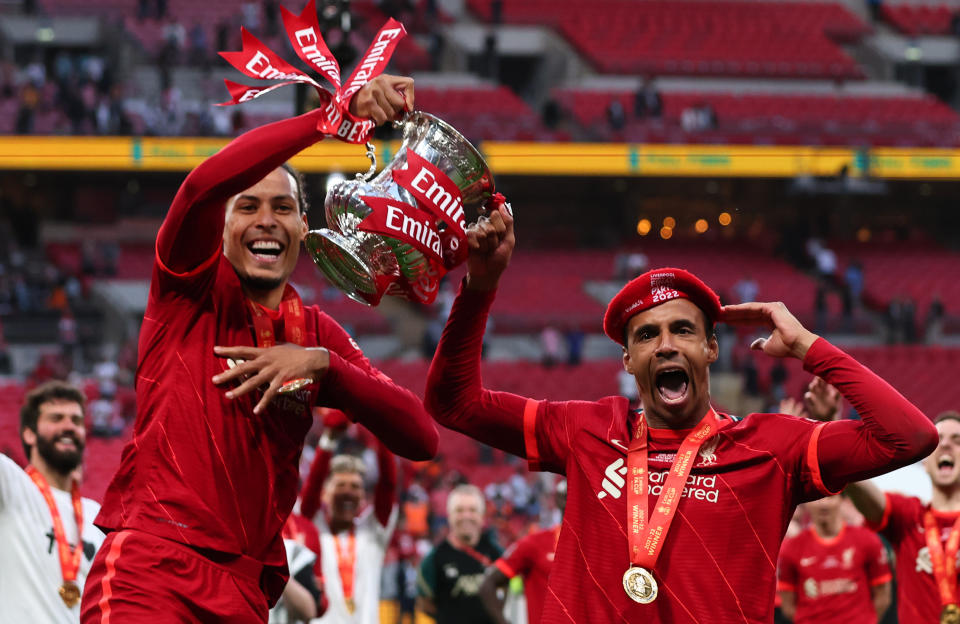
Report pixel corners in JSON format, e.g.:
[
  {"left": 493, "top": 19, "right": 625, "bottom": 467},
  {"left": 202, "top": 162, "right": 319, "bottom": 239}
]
[
  {"left": 246, "top": 238, "right": 285, "bottom": 265},
  {"left": 937, "top": 454, "right": 956, "bottom": 479},
  {"left": 655, "top": 366, "right": 690, "bottom": 406}
]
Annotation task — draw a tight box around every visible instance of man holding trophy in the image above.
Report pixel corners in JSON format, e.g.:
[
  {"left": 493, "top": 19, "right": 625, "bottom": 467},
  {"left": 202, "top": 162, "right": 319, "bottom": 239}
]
[
  {"left": 79, "top": 70, "right": 440, "bottom": 622},
  {"left": 423, "top": 201, "right": 937, "bottom": 621}
]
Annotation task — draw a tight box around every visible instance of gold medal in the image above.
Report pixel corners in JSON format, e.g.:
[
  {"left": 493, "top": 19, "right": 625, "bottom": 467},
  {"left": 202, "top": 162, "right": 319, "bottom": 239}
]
[
  {"left": 59, "top": 581, "right": 81, "bottom": 608},
  {"left": 278, "top": 377, "right": 312, "bottom": 394},
  {"left": 942, "top": 604, "right": 960, "bottom": 624},
  {"left": 345, "top": 597, "right": 356, "bottom": 614},
  {"left": 622, "top": 567, "right": 658, "bottom": 604}
]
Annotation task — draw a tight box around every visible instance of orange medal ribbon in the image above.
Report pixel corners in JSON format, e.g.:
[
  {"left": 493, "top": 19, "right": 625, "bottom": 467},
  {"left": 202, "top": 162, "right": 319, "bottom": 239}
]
[
  {"left": 26, "top": 466, "right": 84, "bottom": 607},
  {"left": 924, "top": 511, "right": 960, "bottom": 608},
  {"left": 624, "top": 407, "right": 720, "bottom": 603},
  {"left": 334, "top": 529, "right": 357, "bottom": 613}
]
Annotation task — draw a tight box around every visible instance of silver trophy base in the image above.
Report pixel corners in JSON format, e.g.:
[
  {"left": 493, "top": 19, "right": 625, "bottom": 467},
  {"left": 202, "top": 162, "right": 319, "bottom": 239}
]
[{"left": 304, "top": 229, "right": 380, "bottom": 306}]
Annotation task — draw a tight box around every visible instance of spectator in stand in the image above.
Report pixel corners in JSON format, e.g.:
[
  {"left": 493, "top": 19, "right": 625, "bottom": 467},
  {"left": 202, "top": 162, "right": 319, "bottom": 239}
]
[
  {"left": 733, "top": 274, "right": 759, "bottom": 304},
  {"left": 844, "top": 260, "right": 864, "bottom": 307},
  {"left": 902, "top": 296, "right": 917, "bottom": 343},
  {"left": 565, "top": 324, "right": 584, "bottom": 366},
  {"left": 607, "top": 99, "right": 626, "bottom": 132},
  {"left": 540, "top": 325, "right": 562, "bottom": 368},
  {"left": 634, "top": 79, "right": 662, "bottom": 120},
  {"left": 926, "top": 294, "right": 945, "bottom": 344}
]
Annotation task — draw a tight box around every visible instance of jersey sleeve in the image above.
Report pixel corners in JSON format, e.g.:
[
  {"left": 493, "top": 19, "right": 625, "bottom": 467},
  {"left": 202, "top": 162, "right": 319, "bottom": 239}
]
[
  {"left": 417, "top": 549, "right": 438, "bottom": 599},
  {"left": 495, "top": 533, "right": 536, "bottom": 579},
  {"left": 0, "top": 453, "right": 22, "bottom": 512},
  {"left": 861, "top": 529, "right": 892, "bottom": 586},
  {"left": 802, "top": 339, "right": 937, "bottom": 494},
  {"left": 865, "top": 492, "right": 920, "bottom": 547},
  {"left": 426, "top": 282, "right": 610, "bottom": 473},
  {"left": 776, "top": 536, "right": 800, "bottom": 592},
  {"left": 315, "top": 312, "right": 438, "bottom": 461},
  {"left": 530, "top": 399, "right": 607, "bottom": 474}
]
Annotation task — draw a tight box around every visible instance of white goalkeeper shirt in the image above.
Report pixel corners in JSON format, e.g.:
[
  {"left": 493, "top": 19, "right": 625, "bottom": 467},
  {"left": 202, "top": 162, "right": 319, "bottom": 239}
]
[{"left": 0, "top": 453, "right": 105, "bottom": 624}]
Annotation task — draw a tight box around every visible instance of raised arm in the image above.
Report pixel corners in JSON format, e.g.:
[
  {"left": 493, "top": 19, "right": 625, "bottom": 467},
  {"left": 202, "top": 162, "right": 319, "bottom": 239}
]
[
  {"left": 372, "top": 439, "right": 396, "bottom": 528},
  {"left": 156, "top": 108, "right": 328, "bottom": 274},
  {"left": 723, "top": 302, "right": 937, "bottom": 493},
  {"left": 424, "top": 203, "right": 530, "bottom": 456},
  {"left": 300, "top": 444, "right": 332, "bottom": 521},
  {"left": 157, "top": 75, "right": 414, "bottom": 274},
  {"left": 844, "top": 480, "right": 888, "bottom": 526}
]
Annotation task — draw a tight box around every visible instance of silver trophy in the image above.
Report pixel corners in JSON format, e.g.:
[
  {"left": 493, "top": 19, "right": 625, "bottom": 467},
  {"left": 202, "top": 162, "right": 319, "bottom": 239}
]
[{"left": 305, "top": 111, "right": 495, "bottom": 306}]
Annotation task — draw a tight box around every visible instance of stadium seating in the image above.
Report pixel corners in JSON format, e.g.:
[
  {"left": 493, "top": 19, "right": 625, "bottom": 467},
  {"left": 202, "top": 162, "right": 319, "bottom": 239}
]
[
  {"left": 414, "top": 85, "right": 555, "bottom": 142},
  {"left": 468, "top": 0, "right": 868, "bottom": 79},
  {"left": 882, "top": 4, "right": 956, "bottom": 35},
  {"left": 553, "top": 88, "right": 960, "bottom": 146},
  {"left": 833, "top": 241, "right": 960, "bottom": 324}
]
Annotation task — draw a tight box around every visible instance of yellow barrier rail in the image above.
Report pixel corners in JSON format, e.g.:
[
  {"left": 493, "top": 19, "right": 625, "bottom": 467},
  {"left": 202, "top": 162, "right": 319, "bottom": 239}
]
[{"left": 0, "top": 136, "right": 956, "bottom": 179}]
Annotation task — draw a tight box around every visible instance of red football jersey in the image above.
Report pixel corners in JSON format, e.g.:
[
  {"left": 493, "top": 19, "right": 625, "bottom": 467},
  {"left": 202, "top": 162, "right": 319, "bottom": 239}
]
[
  {"left": 777, "top": 524, "right": 891, "bottom": 624},
  {"left": 494, "top": 526, "right": 559, "bottom": 624},
  {"left": 528, "top": 399, "right": 831, "bottom": 622},
  {"left": 95, "top": 254, "right": 385, "bottom": 599},
  {"left": 869, "top": 492, "right": 960, "bottom": 624}
]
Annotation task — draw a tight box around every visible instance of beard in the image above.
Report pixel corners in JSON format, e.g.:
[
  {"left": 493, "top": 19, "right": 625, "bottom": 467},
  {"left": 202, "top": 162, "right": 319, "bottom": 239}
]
[
  {"left": 237, "top": 272, "right": 284, "bottom": 293},
  {"left": 34, "top": 431, "right": 83, "bottom": 475}
]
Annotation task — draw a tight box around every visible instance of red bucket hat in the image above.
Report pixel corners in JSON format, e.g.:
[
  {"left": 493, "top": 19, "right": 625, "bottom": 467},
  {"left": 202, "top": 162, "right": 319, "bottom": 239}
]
[{"left": 603, "top": 267, "right": 722, "bottom": 346}]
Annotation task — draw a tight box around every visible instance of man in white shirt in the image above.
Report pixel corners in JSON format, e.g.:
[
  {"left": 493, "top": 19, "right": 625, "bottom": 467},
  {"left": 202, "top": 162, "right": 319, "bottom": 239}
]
[
  {"left": 299, "top": 425, "right": 397, "bottom": 624},
  {"left": 1, "top": 380, "right": 105, "bottom": 623}
]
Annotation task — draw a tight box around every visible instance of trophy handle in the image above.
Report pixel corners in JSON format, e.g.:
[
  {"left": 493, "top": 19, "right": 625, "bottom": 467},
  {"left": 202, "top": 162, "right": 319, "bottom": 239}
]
[{"left": 357, "top": 141, "right": 377, "bottom": 182}]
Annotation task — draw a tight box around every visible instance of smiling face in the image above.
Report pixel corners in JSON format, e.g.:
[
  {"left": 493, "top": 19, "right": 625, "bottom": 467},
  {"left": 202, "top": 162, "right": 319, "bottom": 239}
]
[
  {"left": 223, "top": 167, "right": 307, "bottom": 305},
  {"left": 622, "top": 298, "right": 718, "bottom": 429},
  {"left": 322, "top": 470, "right": 366, "bottom": 526},
  {"left": 924, "top": 418, "right": 960, "bottom": 489},
  {"left": 447, "top": 490, "right": 484, "bottom": 546},
  {"left": 22, "top": 399, "right": 86, "bottom": 476}
]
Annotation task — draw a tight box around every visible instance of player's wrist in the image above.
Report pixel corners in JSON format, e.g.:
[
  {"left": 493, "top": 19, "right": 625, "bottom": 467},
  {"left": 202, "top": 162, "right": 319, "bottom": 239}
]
[
  {"left": 305, "top": 347, "right": 330, "bottom": 377},
  {"left": 791, "top": 331, "right": 818, "bottom": 361},
  {"left": 465, "top": 272, "right": 500, "bottom": 292}
]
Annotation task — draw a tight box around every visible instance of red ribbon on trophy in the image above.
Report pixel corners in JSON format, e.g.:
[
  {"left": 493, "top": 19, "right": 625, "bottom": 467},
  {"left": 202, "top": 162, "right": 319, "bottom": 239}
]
[{"left": 217, "top": 0, "right": 406, "bottom": 145}]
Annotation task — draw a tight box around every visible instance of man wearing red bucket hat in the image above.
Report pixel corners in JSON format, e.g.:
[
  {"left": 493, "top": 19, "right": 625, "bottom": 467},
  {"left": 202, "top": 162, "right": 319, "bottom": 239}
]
[{"left": 424, "top": 206, "right": 936, "bottom": 623}]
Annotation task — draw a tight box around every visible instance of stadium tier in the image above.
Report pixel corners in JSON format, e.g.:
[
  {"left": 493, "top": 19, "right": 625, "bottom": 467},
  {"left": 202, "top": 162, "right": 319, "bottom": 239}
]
[
  {"left": 882, "top": 3, "right": 957, "bottom": 35},
  {"left": 468, "top": 0, "right": 868, "bottom": 79},
  {"left": 833, "top": 241, "right": 960, "bottom": 320},
  {"left": 553, "top": 88, "right": 960, "bottom": 146}
]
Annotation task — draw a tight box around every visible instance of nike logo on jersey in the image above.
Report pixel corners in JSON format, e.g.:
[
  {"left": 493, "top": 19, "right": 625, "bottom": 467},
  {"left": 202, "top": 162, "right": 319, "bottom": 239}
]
[{"left": 610, "top": 439, "right": 629, "bottom": 452}]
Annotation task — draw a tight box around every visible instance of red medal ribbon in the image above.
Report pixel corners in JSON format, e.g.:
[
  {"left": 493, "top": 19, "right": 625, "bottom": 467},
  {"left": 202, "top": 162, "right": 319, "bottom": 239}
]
[
  {"left": 627, "top": 408, "right": 720, "bottom": 568},
  {"left": 925, "top": 511, "right": 960, "bottom": 607},
  {"left": 248, "top": 284, "right": 307, "bottom": 348},
  {"left": 26, "top": 466, "right": 84, "bottom": 584},
  {"left": 449, "top": 538, "right": 493, "bottom": 567},
  {"left": 218, "top": 0, "right": 406, "bottom": 145}
]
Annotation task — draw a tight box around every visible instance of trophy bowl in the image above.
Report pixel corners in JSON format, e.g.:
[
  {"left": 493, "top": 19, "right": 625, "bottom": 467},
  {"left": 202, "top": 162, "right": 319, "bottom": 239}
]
[{"left": 305, "top": 111, "right": 495, "bottom": 306}]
